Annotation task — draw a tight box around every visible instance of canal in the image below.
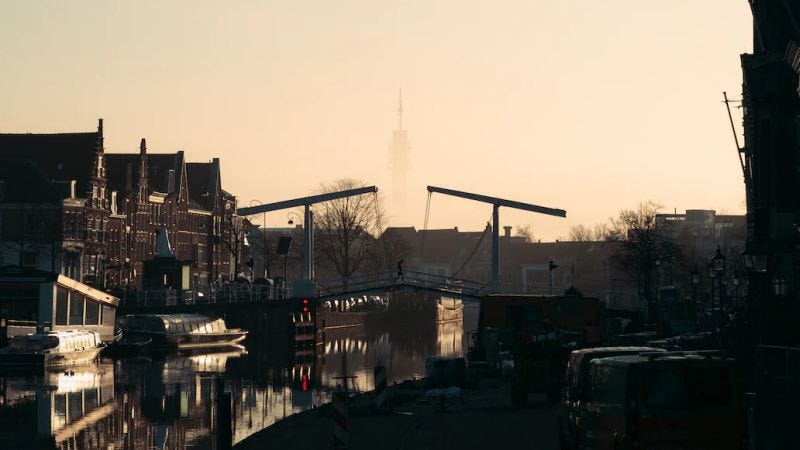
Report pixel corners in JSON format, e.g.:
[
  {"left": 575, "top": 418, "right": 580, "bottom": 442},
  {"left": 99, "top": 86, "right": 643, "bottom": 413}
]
[{"left": 0, "top": 300, "right": 479, "bottom": 449}]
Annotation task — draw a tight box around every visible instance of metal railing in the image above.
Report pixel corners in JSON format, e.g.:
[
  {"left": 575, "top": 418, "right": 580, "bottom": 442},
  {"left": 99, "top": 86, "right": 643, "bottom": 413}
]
[
  {"left": 118, "top": 283, "right": 293, "bottom": 308},
  {"left": 314, "top": 269, "right": 490, "bottom": 299}
]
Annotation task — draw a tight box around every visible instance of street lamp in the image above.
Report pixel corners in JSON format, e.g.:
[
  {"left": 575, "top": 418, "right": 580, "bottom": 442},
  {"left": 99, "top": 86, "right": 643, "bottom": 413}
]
[
  {"left": 709, "top": 246, "right": 726, "bottom": 347},
  {"left": 691, "top": 267, "right": 700, "bottom": 325}
]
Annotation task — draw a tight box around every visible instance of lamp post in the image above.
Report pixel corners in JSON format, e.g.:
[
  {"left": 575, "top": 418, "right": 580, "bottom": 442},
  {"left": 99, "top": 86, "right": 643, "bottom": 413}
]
[
  {"left": 691, "top": 267, "right": 700, "bottom": 326},
  {"left": 709, "top": 246, "right": 726, "bottom": 347},
  {"left": 286, "top": 212, "right": 303, "bottom": 283}
]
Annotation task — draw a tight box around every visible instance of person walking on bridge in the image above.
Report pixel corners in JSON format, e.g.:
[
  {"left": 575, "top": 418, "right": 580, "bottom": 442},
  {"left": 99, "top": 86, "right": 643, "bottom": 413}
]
[{"left": 396, "top": 259, "right": 404, "bottom": 283}]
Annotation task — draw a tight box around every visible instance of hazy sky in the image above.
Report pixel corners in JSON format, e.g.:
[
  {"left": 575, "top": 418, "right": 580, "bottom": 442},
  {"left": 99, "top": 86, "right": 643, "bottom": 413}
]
[{"left": 1, "top": 1, "right": 752, "bottom": 240}]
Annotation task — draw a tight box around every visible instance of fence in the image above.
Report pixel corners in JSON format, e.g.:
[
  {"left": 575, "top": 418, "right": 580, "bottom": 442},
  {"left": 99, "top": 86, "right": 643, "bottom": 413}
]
[{"left": 118, "top": 283, "right": 293, "bottom": 308}]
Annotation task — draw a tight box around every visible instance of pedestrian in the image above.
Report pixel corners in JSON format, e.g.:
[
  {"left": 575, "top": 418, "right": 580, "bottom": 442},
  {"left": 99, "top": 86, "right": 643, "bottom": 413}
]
[{"left": 396, "top": 259, "right": 404, "bottom": 282}]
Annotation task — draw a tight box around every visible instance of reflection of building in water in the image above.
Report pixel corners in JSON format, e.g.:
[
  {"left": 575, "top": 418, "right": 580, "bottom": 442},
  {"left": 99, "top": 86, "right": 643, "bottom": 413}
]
[
  {"left": 0, "top": 362, "right": 116, "bottom": 449},
  {"left": 319, "top": 307, "right": 465, "bottom": 391}
]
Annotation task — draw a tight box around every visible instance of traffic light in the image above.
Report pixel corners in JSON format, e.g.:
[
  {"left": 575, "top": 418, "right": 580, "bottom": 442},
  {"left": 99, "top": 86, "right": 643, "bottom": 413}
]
[{"left": 302, "top": 298, "right": 309, "bottom": 313}]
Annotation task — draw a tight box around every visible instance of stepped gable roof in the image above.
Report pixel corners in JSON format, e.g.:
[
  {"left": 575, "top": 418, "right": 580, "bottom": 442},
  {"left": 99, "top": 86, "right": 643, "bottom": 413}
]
[
  {"left": 146, "top": 152, "right": 185, "bottom": 195},
  {"left": 0, "top": 131, "right": 101, "bottom": 198},
  {"left": 0, "top": 159, "right": 62, "bottom": 204},
  {"left": 104, "top": 153, "right": 141, "bottom": 194}
]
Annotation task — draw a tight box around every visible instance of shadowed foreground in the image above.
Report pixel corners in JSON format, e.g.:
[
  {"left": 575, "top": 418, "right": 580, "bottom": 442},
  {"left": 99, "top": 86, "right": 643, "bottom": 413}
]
[{"left": 235, "top": 380, "right": 559, "bottom": 450}]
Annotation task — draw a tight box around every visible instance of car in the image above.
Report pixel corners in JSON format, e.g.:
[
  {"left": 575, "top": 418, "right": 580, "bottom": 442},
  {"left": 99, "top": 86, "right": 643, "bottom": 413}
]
[
  {"left": 558, "top": 347, "right": 665, "bottom": 450},
  {"left": 578, "top": 352, "right": 741, "bottom": 450}
]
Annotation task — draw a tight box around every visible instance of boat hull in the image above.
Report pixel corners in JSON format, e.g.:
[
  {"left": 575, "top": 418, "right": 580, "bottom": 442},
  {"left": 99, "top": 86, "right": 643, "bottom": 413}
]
[
  {"left": 0, "top": 347, "right": 102, "bottom": 370},
  {"left": 119, "top": 330, "right": 248, "bottom": 351}
]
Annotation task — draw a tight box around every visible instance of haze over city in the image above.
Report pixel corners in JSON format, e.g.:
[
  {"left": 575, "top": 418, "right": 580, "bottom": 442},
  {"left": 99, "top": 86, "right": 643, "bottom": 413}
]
[{"left": 1, "top": 1, "right": 751, "bottom": 240}]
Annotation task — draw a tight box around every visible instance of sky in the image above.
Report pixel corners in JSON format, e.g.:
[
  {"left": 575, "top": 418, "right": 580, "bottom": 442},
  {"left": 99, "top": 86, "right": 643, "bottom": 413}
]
[{"left": 0, "top": 1, "right": 753, "bottom": 241}]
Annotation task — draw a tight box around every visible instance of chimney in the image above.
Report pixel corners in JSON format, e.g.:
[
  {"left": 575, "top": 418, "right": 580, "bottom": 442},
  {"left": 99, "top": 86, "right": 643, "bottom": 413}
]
[
  {"left": 98, "top": 118, "right": 103, "bottom": 135},
  {"left": 111, "top": 191, "right": 118, "bottom": 215},
  {"left": 504, "top": 226, "right": 512, "bottom": 238},
  {"left": 167, "top": 169, "right": 176, "bottom": 194},
  {"left": 140, "top": 138, "right": 147, "bottom": 155}
]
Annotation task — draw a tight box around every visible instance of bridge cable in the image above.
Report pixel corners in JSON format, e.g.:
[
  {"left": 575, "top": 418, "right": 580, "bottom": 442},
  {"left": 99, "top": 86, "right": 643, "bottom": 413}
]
[
  {"left": 372, "top": 191, "right": 390, "bottom": 272},
  {"left": 447, "top": 216, "right": 492, "bottom": 280},
  {"left": 419, "top": 191, "right": 432, "bottom": 259}
]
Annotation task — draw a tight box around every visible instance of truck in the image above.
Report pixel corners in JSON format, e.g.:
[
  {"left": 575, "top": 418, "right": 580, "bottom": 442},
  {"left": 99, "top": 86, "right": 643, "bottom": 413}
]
[{"left": 467, "top": 294, "right": 605, "bottom": 405}]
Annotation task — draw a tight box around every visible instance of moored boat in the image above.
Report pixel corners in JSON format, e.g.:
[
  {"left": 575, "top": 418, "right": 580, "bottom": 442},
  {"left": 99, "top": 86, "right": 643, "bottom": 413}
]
[
  {"left": 116, "top": 314, "right": 247, "bottom": 351},
  {"left": 0, "top": 330, "right": 104, "bottom": 369}
]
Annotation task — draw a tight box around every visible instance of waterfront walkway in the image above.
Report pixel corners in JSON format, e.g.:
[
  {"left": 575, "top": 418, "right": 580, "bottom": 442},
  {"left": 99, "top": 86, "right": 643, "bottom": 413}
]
[{"left": 235, "top": 379, "right": 559, "bottom": 450}]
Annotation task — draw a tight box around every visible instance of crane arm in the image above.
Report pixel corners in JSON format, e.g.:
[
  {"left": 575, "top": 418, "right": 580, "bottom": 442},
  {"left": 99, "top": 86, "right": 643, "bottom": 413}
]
[
  {"left": 237, "top": 186, "right": 378, "bottom": 216},
  {"left": 427, "top": 186, "right": 566, "bottom": 218}
]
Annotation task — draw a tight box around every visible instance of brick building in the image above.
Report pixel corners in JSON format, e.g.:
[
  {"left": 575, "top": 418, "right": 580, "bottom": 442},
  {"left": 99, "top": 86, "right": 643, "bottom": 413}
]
[
  {"left": 0, "top": 120, "right": 248, "bottom": 291},
  {"left": 104, "top": 140, "right": 248, "bottom": 289},
  {"left": 0, "top": 120, "right": 108, "bottom": 286}
]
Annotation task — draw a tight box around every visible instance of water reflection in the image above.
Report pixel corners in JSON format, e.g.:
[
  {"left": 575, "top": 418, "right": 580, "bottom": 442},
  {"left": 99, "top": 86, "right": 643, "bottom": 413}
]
[
  {"left": 0, "top": 362, "right": 115, "bottom": 449},
  {"left": 0, "top": 304, "right": 475, "bottom": 449}
]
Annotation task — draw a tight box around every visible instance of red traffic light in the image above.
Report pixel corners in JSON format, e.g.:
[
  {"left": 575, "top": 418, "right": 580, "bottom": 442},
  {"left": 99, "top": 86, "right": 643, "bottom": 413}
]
[
  {"left": 301, "top": 374, "right": 308, "bottom": 391},
  {"left": 302, "top": 298, "right": 309, "bottom": 305}
]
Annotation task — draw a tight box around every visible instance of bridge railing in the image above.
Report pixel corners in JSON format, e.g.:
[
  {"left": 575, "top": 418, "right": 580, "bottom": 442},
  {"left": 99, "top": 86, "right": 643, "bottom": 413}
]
[
  {"left": 118, "top": 283, "right": 293, "bottom": 308},
  {"left": 314, "top": 269, "right": 490, "bottom": 299}
]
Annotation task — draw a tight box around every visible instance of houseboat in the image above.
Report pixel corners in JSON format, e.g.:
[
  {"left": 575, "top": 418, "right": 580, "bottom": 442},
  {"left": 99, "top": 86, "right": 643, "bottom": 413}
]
[
  {"left": 0, "top": 330, "right": 104, "bottom": 369},
  {"left": 117, "top": 314, "right": 247, "bottom": 351}
]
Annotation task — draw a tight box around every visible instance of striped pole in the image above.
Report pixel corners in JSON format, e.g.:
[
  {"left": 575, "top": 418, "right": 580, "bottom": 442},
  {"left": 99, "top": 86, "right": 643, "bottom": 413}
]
[
  {"left": 332, "top": 390, "right": 349, "bottom": 449},
  {"left": 374, "top": 364, "right": 388, "bottom": 409}
]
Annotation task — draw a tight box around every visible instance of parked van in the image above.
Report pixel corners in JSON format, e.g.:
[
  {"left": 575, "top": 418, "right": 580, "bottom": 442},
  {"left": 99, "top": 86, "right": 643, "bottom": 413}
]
[
  {"left": 558, "top": 347, "right": 665, "bottom": 450},
  {"left": 579, "top": 353, "right": 741, "bottom": 450}
]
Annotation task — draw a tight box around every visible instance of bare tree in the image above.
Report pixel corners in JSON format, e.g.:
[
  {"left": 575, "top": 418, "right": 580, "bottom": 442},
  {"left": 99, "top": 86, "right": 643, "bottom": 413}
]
[
  {"left": 568, "top": 224, "right": 595, "bottom": 241},
  {"left": 608, "top": 201, "right": 682, "bottom": 320},
  {"left": 220, "top": 215, "right": 251, "bottom": 280},
  {"left": 314, "top": 178, "right": 384, "bottom": 279},
  {"left": 514, "top": 225, "right": 535, "bottom": 242},
  {"left": 0, "top": 205, "right": 62, "bottom": 271},
  {"left": 373, "top": 228, "right": 412, "bottom": 272}
]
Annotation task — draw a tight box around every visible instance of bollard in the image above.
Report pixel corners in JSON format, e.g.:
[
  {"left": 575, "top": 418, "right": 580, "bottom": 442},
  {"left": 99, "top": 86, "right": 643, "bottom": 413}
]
[
  {"left": 332, "top": 390, "right": 349, "bottom": 449},
  {"left": 373, "top": 364, "right": 388, "bottom": 409}
]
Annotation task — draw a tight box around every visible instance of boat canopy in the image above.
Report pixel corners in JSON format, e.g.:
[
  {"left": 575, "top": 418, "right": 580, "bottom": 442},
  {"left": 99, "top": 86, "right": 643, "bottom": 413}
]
[
  {"left": 124, "top": 314, "right": 228, "bottom": 334},
  {"left": 9, "top": 330, "right": 100, "bottom": 352}
]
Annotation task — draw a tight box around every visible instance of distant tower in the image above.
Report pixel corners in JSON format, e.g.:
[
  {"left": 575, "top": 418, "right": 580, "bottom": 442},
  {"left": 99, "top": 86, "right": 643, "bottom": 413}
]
[{"left": 389, "top": 89, "right": 411, "bottom": 214}]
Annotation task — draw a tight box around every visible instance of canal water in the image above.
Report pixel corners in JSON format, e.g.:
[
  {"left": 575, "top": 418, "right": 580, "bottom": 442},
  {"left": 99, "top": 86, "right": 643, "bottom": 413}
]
[{"left": 0, "top": 300, "right": 479, "bottom": 449}]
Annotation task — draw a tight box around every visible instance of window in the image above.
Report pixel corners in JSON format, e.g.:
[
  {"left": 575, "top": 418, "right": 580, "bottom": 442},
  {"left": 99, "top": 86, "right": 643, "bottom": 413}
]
[
  {"left": 68, "top": 293, "right": 84, "bottom": 325},
  {"left": 85, "top": 299, "right": 100, "bottom": 325},
  {"left": 590, "top": 365, "right": 626, "bottom": 405},
  {"left": 642, "top": 367, "right": 731, "bottom": 411},
  {"left": 55, "top": 288, "right": 69, "bottom": 325}
]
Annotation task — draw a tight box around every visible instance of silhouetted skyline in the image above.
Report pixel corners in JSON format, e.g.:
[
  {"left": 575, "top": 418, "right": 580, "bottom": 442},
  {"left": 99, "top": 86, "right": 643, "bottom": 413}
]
[{"left": 0, "top": 1, "right": 751, "bottom": 240}]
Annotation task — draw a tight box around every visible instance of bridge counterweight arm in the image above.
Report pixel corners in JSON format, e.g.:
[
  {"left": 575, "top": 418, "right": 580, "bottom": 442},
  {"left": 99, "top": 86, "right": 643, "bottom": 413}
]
[
  {"left": 237, "top": 186, "right": 378, "bottom": 216},
  {"left": 427, "top": 185, "right": 565, "bottom": 292},
  {"left": 426, "top": 186, "right": 566, "bottom": 218}
]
